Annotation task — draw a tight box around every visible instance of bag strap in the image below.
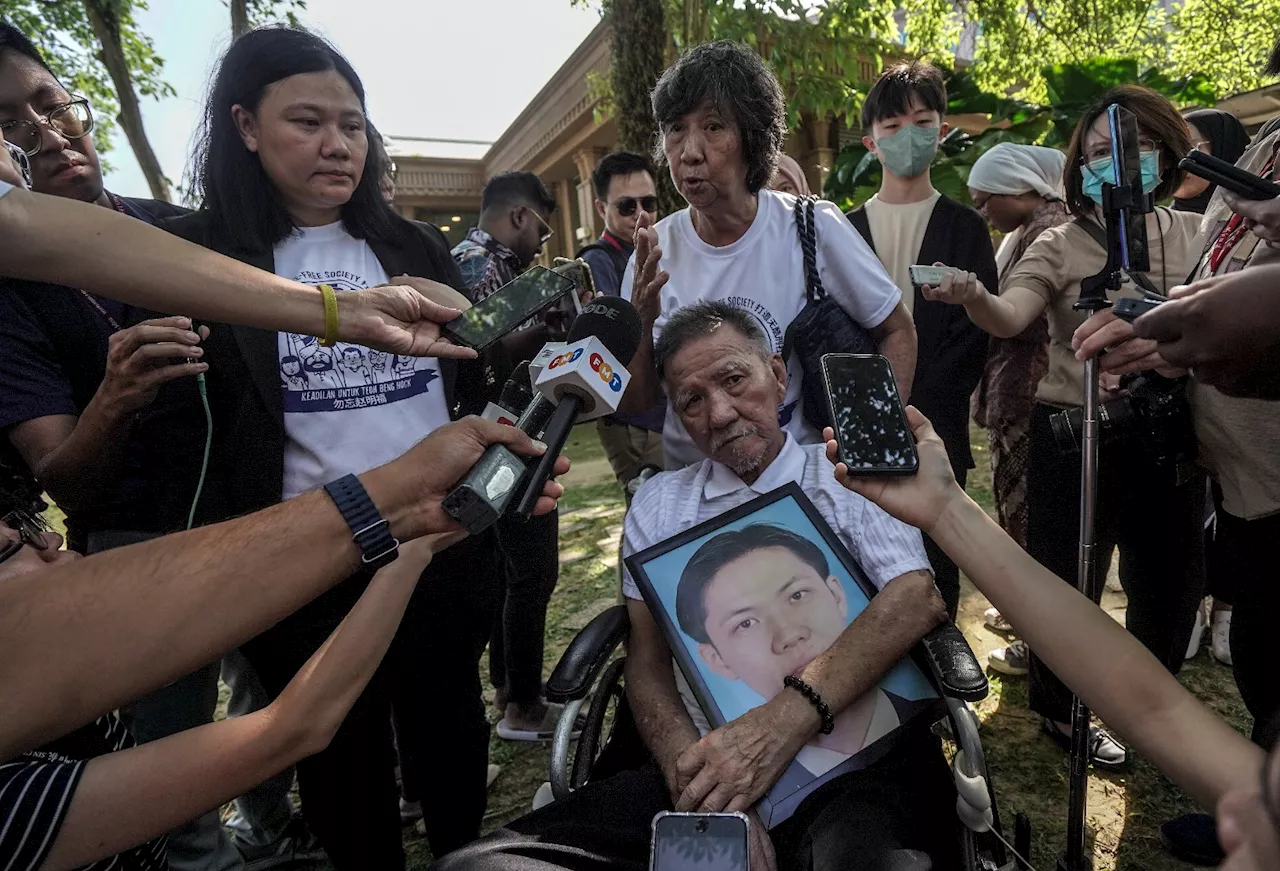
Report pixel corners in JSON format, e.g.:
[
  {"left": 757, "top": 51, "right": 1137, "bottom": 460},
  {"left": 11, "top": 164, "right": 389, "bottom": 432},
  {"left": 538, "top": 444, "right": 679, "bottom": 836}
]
[
  {"left": 794, "top": 195, "right": 827, "bottom": 304},
  {"left": 1071, "top": 216, "right": 1162, "bottom": 296}
]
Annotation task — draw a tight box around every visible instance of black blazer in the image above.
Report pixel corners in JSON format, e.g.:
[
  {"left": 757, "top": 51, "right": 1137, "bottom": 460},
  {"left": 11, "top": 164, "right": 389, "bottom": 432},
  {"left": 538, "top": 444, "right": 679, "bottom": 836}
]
[
  {"left": 162, "top": 210, "right": 494, "bottom": 523},
  {"left": 847, "top": 196, "right": 996, "bottom": 471}
]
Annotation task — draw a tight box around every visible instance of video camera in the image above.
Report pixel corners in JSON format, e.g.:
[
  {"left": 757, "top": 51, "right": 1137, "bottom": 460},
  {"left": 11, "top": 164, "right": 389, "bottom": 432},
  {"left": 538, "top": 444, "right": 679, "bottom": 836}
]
[{"left": 1049, "top": 372, "right": 1195, "bottom": 467}]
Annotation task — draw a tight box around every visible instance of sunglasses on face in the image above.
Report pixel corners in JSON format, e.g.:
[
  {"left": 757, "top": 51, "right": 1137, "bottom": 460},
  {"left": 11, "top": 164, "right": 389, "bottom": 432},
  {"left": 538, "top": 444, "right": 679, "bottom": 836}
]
[{"left": 610, "top": 196, "right": 659, "bottom": 217}]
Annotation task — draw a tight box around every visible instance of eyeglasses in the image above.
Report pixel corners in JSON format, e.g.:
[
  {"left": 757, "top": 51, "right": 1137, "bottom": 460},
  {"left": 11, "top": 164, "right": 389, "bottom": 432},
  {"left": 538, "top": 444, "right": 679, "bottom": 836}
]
[
  {"left": 3, "top": 509, "right": 50, "bottom": 551},
  {"left": 1082, "top": 138, "right": 1162, "bottom": 167},
  {"left": 610, "top": 196, "right": 659, "bottom": 217},
  {"left": 526, "top": 207, "right": 555, "bottom": 246},
  {"left": 0, "top": 98, "right": 95, "bottom": 158}
]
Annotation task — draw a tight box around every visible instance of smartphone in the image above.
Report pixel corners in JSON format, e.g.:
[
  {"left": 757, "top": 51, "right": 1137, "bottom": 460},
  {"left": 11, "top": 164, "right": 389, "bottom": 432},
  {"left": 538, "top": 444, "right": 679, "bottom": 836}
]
[
  {"left": 908, "top": 264, "right": 962, "bottom": 288},
  {"left": 442, "top": 266, "right": 577, "bottom": 351},
  {"left": 821, "top": 353, "right": 919, "bottom": 476},
  {"left": 3, "top": 140, "right": 31, "bottom": 189},
  {"left": 1180, "top": 149, "right": 1280, "bottom": 200},
  {"left": 650, "top": 812, "right": 749, "bottom": 871},
  {"left": 1113, "top": 295, "right": 1163, "bottom": 323},
  {"left": 1109, "top": 104, "right": 1150, "bottom": 274}
]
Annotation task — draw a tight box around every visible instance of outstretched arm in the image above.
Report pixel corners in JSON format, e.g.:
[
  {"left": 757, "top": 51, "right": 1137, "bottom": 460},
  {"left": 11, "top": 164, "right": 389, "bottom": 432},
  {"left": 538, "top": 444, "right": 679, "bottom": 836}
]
[
  {"left": 0, "top": 417, "right": 569, "bottom": 762},
  {"left": 824, "top": 412, "right": 1263, "bottom": 809},
  {"left": 40, "top": 532, "right": 456, "bottom": 871},
  {"left": 0, "top": 186, "right": 474, "bottom": 358}
]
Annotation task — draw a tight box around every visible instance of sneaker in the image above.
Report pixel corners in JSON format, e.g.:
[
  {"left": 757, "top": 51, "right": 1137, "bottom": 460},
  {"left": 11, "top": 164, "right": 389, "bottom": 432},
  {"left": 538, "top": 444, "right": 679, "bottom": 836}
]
[
  {"left": 1041, "top": 718, "right": 1127, "bottom": 770},
  {"left": 983, "top": 607, "right": 1015, "bottom": 635},
  {"left": 1210, "top": 610, "right": 1232, "bottom": 666},
  {"left": 234, "top": 813, "right": 326, "bottom": 870},
  {"left": 531, "top": 781, "right": 555, "bottom": 811},
  {"left": 987, "top": 640, "right": 1029, "bottom": 676},
  {"left": 497, "top": 702, "right": 584, "bottom": 742},
  {"left": 401, "top": 765, "right": 501, "bottom": 826},
  {"left": 1185, "top": 600, "right": 1208, "bottom": 660}
]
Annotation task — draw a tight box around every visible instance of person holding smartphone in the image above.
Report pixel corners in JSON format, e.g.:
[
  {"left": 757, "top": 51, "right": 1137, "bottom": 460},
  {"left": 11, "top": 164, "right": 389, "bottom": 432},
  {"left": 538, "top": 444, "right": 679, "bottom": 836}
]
[
  {"left": 162, "top": 25, "right": 497, "bottom": 866},
  {"left": 922, "top": 86, "right": 1205, "bottom": 770}
]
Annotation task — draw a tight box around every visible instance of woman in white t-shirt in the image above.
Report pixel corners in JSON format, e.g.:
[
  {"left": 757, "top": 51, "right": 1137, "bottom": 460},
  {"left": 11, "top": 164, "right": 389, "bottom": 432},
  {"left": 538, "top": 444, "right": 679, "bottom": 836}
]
[
  {"left": 620, "top": 41, "right": 916, "bottom": 468},
  {"left": 164, "top": 26, "right": 497, "bottom": 869}
]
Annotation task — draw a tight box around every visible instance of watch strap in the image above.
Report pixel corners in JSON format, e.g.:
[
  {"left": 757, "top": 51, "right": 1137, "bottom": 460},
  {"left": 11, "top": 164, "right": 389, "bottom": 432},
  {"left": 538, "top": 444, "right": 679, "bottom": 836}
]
[{"left": 323, "top": 473, "right": 399, "bottom": 569}]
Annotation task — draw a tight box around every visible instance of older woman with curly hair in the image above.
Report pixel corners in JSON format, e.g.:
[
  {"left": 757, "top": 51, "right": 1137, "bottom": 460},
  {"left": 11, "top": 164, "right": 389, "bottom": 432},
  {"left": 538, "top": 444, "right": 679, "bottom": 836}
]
[{"left": 620, "top": 40, "right": 916, "bottom": 469}]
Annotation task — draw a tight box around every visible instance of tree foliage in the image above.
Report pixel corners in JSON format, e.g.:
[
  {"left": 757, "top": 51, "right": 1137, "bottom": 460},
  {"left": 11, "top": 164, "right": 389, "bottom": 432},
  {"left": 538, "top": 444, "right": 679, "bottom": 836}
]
[
  {"left": 230, "top": 0, "right": 307, "bottom": 38},
  {"left": 1166, "top": 0, "right": 1280, "bottom": 98}
]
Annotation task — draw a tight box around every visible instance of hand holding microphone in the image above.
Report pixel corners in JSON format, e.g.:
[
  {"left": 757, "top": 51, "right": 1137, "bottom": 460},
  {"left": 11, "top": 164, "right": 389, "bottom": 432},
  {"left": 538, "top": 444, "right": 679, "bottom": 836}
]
[{"left": 442, "top": 297, "right": 643, "bottom": 533}]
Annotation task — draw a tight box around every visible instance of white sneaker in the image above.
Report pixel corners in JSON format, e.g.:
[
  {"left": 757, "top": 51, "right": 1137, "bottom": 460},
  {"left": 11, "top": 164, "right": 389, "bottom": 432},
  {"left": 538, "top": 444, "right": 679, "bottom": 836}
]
[
  {"left": 988, "top": 640, "right": 1029, "bottom": 676},
  {"left": 487, "top": 763, "right": 502, "bottom": 789},
  {"left": 1185, "top": 600, "right": 1208, "bottom": 660},
  {"left": 1210, "top": 610, "right": 1232, "bottom": 666},
  {"left": 983, "top": 607, "right": 1014, "bottom": 635},
  {"left": 532, "top": 781, "right": 555, "bottom": 811}
]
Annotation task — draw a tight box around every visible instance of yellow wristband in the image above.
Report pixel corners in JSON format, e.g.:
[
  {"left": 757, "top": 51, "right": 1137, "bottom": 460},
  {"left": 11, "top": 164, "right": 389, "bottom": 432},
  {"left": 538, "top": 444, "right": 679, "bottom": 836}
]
[{"left": 318, "top": 284, "right": 339, "bottom": 347}]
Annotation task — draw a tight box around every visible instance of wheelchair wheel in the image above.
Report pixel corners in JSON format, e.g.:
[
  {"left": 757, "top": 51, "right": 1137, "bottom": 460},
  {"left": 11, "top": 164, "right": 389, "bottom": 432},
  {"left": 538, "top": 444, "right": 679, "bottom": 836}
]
[{"left": 571, "top": 656, "right": 628, "bottom": 791}]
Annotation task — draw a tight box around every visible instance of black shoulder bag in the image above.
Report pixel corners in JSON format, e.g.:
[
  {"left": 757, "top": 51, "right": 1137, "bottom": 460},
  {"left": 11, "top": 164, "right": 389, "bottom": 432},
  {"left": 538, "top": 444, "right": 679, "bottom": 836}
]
[{"left": 782, "top": 195, "right": 878, "bottom": 432}]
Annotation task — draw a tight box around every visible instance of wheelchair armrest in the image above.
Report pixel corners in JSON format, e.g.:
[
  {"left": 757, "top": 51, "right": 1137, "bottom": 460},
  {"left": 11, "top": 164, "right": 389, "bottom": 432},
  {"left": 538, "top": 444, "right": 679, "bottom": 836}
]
[
  {"left": 546, "top": 604, "right": 630, "bottom": 704},
  {"left": 921, "top": 621, "right": 988, "bottom": 703}
]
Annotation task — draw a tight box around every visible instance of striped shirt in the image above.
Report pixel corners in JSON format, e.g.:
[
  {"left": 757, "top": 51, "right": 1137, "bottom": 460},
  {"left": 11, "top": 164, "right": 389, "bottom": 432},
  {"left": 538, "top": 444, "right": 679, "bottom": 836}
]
[
  {"left": 0, "top": 713, "right": 169, "bottom": 871},
  {"left": 621, "top": 435, "right": 933, "bottom": 733}
]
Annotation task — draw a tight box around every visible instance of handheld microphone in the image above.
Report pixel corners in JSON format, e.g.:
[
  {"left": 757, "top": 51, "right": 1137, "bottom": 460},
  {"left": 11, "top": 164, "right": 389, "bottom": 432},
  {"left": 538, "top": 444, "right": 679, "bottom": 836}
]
[
  {"left": 442, "top": 297, "right": 642, "bottom": 533},
  {"left": 480, "top": 362, "right": 535, "bottom": 426},
  {"left": 513, "top": 297, "right": 642, "bottom": 517}
]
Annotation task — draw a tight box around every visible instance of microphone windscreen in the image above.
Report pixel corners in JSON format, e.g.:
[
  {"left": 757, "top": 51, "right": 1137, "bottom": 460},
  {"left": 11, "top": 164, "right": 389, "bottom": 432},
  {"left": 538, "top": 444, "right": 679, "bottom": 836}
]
[
  {"left": 497, "top": 362, "right": 534, "bottom": 416},
  {"left": 567, "top": 297, "right": 643, "bottom": 366}
]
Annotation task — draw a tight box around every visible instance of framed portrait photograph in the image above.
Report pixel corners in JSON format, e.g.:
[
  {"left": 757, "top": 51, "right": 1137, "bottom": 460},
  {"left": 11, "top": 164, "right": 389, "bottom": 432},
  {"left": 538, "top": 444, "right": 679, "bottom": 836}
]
[{"left": 625, "top": 482, "right": 945, "bottom": 828}]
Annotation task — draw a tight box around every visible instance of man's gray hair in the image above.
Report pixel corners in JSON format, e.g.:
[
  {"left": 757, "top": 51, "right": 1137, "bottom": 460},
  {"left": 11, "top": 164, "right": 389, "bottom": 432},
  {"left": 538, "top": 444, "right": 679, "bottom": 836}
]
[
  {"left": 651, "top": 40, "right": 787, "bottom": 195},
  {"left": 654, "top": 301, "right": 772, "bottom": 383}
]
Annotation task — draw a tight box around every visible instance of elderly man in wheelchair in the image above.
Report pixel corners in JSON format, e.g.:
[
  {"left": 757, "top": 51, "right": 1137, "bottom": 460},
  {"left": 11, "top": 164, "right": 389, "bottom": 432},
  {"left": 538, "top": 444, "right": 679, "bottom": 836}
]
[{"left": 435, "top": 301, "right": 1004, "bottom": 871}]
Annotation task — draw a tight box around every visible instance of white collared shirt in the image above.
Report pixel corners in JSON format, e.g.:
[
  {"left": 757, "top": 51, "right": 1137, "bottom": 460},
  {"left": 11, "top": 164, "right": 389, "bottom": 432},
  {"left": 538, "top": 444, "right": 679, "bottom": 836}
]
[{"left": 621, "top": 435, "right": 933, "bottom": 734}]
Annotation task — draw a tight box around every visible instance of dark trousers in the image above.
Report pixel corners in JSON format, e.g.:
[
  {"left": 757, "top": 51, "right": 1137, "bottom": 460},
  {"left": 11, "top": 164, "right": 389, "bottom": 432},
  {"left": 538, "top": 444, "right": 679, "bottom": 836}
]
[
  {"left": 488, "top": 509, "right": 560, "bottom": 706},
  {"left": 1205, "top": 482, "right": 1235, "bottom": 603},
  {"left": 431, "top": 733, "right": 958, "bottom": 871},
  {"left": 1214, "top": 505, "right": 1280, "bottom": 744},
  {"left": 1025, "top": 403, "right": 1206, "bottom": 723},
  {"left": 923, "top": 468, "right": 966, "bottom": 620},
  {"left": 392, "top": 533, "right": 503, "bottom": 855},
  {"left": 241, "top": 582, "right": 404, "bottom": 871}
]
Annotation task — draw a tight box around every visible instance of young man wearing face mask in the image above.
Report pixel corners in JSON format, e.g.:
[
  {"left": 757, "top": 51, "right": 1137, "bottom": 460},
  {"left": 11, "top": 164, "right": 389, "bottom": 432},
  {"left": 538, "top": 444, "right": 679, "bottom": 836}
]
[{"left": 846, "top": 62, "right": 997, "bottom": 618}]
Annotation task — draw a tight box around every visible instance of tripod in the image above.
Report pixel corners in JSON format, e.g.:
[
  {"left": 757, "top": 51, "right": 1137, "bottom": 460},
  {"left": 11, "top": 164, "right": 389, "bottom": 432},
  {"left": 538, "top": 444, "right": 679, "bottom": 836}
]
[{"left": 1057, "top": 177, "right": 1152, "bottom": 871}]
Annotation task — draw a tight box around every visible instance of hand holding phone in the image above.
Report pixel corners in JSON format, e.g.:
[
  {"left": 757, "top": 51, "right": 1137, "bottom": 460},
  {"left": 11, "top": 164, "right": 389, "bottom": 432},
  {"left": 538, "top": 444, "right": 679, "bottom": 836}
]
[
  {"left": 821, "top": 354, "right": 918, "bottom": 476},
  {"left": 441, "top": 266, "right": 577, "bottom": 351},
  {"left": 1112, "top": 296, "right": 1164, "bottom": 324}
]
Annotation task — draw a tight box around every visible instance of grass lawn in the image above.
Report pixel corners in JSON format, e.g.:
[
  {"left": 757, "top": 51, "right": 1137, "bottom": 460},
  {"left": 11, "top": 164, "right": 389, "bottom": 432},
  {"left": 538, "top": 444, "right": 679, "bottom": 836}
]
[{"left": 128, "top": 423, "right": 1239, "bottom": 871}]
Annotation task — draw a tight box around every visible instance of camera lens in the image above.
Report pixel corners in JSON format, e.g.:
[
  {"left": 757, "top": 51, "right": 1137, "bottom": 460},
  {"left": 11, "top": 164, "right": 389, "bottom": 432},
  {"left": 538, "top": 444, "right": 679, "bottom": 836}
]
[{"left": 695, "top": 819, "right": 708, "bottom": 834}]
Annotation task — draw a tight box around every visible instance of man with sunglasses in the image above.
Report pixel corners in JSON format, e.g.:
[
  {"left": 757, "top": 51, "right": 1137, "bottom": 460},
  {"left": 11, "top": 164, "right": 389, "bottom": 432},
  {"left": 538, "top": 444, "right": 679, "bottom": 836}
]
[
  {"left": 0, "top": 22, "right": 317, "bottom": 871},
  {"left": 578, "top": 152, "right": 666, "bottom": 492}
]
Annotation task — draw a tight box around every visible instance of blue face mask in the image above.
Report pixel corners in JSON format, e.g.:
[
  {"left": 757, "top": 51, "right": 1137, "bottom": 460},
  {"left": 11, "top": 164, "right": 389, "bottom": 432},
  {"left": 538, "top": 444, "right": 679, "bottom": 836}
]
[
  {"left": 1082, "top": 151, "right": 1162, "bottom": 205},
  {"left": 874, "top": 125, "right": 940, "bottom": 179}
]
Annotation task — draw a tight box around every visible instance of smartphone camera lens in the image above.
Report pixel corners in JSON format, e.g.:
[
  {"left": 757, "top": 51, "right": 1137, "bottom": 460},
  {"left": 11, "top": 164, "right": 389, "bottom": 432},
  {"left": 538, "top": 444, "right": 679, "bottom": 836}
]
[{"left": 695, "top": 820, "right": 708, "bottom": 834}]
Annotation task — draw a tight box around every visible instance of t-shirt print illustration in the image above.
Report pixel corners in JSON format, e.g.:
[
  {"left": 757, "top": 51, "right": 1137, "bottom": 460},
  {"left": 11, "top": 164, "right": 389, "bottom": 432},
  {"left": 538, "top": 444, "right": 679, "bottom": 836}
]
[{"left": 279, "top": 270, "right": 441, "bottom": 414}]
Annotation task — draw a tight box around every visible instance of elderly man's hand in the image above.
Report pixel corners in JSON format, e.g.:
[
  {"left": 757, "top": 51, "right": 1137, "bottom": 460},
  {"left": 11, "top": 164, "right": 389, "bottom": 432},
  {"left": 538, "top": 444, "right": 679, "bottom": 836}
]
[
  {"left": 1221, "top": 189, "right": 1280, "bottom": 246},
  {"left": 1133, "top": 267, "right": 1280, "bottom": 399},
  {"left": 673, "top": 701, "right": 810, "bottom": 814},
  {"left": 336, "top": 278, "right": 478, "bottom": 359},
  {"left": 363, "top": 417, "right": 570, "bottom": 542},
  {"left": 824, "top": 409, "right": 966, "bottom": 536}
]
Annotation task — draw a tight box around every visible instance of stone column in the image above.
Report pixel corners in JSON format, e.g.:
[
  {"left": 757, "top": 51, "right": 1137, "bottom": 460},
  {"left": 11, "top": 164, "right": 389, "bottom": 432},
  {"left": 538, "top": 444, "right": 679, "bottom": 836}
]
[
  {"left": 555, "top": 178, "right": 576, "bottom": 260},
  {"left": 573, "top": 147, "right": 608, "bottom": 243}
]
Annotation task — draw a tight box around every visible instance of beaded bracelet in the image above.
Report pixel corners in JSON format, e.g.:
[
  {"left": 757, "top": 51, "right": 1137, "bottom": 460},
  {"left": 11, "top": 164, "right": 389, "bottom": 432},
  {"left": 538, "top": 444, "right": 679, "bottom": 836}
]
[{"left": 783, "top": 675, "right": 835, "bottom": 735}]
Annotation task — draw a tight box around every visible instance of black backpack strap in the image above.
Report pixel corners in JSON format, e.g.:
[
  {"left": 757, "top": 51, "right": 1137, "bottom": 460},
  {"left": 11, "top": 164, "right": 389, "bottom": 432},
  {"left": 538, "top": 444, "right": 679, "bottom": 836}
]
[
  {"left": 794, "top": 195, "right": 826, "bottom": 304},
  {"left": 1071, "top": 217, "right": 1163, "bottom": 296}
]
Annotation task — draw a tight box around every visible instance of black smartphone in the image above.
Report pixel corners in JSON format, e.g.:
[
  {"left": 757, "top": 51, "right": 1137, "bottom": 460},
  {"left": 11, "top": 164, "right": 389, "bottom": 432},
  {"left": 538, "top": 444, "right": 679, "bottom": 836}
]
[
  {"left": 1109, "top": 104, "right": 1150, "bottom": 274},
  {"left": 442, "top": 266, "right": 577, "bottom": 351},
  {"left": 650, "top": 812, "right": 749, "bottom": 871},
  {"left": 1113, "top": 296, "right": 1164, "bottom": 323},
  {"left": 821, "top": 353, "right": 919, "bottom": 476},
  {"left": 1180, "top": 149, "right": 1280, "bottom": 200}
]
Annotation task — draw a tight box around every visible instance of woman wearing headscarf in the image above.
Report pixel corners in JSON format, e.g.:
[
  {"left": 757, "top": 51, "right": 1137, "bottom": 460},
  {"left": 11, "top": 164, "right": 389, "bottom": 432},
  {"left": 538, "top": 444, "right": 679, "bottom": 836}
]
[
  {"left": 966, "top": 143, "right": 1068, "bottom": 676},
  {"left": 1173, "top": 109, "right": 1250, "bottom": 214},
  {"left": 768, "top": 153, "right": 813, "bottom": 196}
]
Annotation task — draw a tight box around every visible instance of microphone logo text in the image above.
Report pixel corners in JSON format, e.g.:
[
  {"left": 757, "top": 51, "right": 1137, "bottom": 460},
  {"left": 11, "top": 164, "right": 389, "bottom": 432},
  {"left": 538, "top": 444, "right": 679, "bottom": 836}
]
[
  {"left": 589, "top": 353, "right": 624, "bottom": 392},
  {"left": 548, "top": 348, "right": 584, "bottom": 370}
]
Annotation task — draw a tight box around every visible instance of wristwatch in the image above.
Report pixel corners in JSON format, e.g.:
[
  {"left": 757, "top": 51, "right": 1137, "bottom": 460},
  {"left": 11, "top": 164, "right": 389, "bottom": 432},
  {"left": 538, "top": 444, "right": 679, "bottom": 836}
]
[{"left": 323, "top": 473, "right": 400, "bottom": 569}]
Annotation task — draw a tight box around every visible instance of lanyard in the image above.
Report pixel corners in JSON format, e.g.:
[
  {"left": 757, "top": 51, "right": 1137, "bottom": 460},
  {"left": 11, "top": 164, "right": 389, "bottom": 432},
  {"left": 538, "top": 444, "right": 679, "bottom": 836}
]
[
  {"left": 1208, "top": 141, "right": 1280, "bottom": 273},
  {"left": 74, "top": 194, "right": 132, "bottom": 332}
]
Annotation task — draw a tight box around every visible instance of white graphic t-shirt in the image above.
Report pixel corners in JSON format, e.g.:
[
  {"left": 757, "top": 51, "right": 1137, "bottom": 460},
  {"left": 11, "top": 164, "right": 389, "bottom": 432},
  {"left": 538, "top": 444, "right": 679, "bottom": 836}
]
[
  {"left": 623, "top": 189, "right": 902, "bottom": 468},
  {"left": 274, "top": 221, "right": 452, "bottom": 500}
]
